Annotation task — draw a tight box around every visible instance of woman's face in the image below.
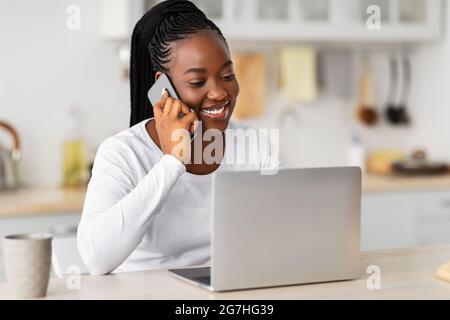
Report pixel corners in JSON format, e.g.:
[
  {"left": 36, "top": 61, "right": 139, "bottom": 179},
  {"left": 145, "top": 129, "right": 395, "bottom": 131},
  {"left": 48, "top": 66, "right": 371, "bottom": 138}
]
[{"left": 155, "top": 30, "right": 239, "bottom": 132}]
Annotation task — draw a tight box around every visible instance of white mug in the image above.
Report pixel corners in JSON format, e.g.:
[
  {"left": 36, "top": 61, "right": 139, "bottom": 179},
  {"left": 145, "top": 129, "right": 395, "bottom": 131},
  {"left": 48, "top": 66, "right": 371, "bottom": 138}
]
[{"left": 3, "top": 234, "right": 52, "bottom": 299}]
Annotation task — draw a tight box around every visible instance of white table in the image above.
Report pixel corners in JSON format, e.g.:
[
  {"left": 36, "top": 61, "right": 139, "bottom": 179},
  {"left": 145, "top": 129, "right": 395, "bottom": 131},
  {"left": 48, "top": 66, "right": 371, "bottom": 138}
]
[{"left": 1, "top": 245, "right": 450, "bottom": 299}]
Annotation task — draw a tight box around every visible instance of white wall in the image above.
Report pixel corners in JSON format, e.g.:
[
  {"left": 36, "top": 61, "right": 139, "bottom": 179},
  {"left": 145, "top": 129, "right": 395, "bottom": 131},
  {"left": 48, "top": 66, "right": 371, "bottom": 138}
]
[
  {"left": 239, "top": 4, "right": 450, "bottom": 169},
  {"left": 0, "top": 0, "right": 130, "bottom": 187},
  {"left": 238, "top": 47, "right": 422, "bottom": 169},
  {"left": 410, "top": 7, "right": 450, "bottom": 163},
  {"left": 355, "top": 4, "right": 450, "bottom": 165}
]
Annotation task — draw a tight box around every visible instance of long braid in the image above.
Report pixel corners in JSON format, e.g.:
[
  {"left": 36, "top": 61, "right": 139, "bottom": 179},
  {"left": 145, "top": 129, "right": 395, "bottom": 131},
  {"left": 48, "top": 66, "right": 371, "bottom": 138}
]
[{"left": 129, "top": 0, "right": 228, "bottom": 127}]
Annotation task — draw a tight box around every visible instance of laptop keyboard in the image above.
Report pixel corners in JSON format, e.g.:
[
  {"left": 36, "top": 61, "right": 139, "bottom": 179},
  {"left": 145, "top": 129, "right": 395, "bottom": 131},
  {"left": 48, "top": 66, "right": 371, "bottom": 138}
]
[
  {"left": 170, "top": 267, "right": 211, "bottom": 286},
  {"left": 192, "top": 275, "right": 211, "bottom": 286}
]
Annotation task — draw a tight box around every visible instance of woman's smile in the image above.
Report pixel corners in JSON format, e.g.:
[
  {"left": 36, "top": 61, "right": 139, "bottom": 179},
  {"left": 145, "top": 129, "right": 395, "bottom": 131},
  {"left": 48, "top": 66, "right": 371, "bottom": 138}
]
[{"left": 199, "top": 100, "right": 230, "bottom": 119}]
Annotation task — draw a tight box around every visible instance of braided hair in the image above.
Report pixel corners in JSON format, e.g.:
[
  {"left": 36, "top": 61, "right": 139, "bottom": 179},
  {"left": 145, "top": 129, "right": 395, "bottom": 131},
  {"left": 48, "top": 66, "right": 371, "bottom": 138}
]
[{"left": 129, "top": 0, "right": 228, "bottom": 127}]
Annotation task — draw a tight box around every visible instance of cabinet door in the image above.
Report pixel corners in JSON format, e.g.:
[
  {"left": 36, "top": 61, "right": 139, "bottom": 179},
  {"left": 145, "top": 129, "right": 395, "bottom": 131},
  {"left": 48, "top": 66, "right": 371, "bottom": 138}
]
[
  {"left": 417, "top": 190, "right": 450, "bottom": 246},
  {"left": 218, "top": 0, "right": 441, "bottom": 42},
  {"left": 98, "top": 0, "right": 144, "bottom": 40},
  {"left": 190, "top": 0, "right": 225, "bottom": 21},
  {"left": 361, "top": 193, "right": 419, "bottom": 251},
  {"left": 99, "top": 0, "right": 441, "bottom": 42}
]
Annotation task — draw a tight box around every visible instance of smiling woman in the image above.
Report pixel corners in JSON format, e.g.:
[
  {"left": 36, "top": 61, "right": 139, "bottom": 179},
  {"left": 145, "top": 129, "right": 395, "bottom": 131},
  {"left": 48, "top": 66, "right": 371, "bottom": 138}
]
[{"left": 77, "top": 0, "right": 279, "bottom": 275}]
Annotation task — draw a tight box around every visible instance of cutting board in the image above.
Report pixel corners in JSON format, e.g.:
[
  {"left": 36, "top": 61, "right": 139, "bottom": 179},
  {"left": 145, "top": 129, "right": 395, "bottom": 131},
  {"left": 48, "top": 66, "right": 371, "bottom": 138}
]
[
  {"left": 278, "top": 46, "right": 318, "bottom": 102},
  {"left": 231, "top": 53, "right": 267, "bottom": 120}
]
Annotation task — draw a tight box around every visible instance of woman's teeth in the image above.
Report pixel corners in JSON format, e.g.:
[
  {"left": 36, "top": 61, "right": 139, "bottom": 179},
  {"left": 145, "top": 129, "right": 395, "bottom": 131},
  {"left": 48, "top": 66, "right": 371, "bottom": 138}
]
[
  {"left": 201, "top": 101, "right": 229, "bottom": 116},
  {"left": 202, "top": 105, "right": 225, "bottom": 115}
]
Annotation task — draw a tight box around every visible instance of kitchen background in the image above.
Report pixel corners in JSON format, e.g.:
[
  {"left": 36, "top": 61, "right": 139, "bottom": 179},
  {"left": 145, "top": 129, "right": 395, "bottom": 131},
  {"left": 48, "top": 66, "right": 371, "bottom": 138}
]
[{"left": 1, "top": 0, "right": 450, "bottom": 280}]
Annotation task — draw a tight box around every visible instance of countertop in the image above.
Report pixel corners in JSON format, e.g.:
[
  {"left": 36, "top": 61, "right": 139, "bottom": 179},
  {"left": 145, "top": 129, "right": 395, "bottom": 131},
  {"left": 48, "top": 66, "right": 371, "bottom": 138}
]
[
  {"left": 0, "top": 187, "right": 86, "bottom": 218},
  {"left": 2, "top": 174, "right": 450, "bottom": 217},
  {"left": 362, "top": 173, "right": 450, "bottom": 193},
  {"left": 1, "top": 245, "right": 450, "bottom": 299}
]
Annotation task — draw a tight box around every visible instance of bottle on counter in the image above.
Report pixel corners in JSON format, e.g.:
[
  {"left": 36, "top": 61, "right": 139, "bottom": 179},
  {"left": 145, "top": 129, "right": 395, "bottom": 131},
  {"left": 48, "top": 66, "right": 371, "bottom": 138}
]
[
  {"left": 348, "top": 130, "right": 366, "bottom": 174},
  {"left": 62, "top": 105, "right": 87, "bottom": 188}
]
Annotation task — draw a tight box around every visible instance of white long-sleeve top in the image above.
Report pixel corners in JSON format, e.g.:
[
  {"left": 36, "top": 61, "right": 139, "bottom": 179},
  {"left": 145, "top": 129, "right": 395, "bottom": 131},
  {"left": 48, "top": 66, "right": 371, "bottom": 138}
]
[{"left": 77, "top": 118, "right": 279, "bottom": 275}]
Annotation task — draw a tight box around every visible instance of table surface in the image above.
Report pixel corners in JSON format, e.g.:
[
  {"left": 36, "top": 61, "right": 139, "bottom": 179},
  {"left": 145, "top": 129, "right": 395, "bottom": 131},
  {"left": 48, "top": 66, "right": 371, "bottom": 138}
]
[{"left": 1, "top": 245, "right": 450, "bottom": 299}]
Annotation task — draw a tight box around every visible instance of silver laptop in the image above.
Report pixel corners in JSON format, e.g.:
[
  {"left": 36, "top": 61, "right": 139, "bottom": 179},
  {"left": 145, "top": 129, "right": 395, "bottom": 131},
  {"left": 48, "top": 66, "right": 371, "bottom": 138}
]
[{"left": 169, "top": 167, "right": 361, "bottom": 292}]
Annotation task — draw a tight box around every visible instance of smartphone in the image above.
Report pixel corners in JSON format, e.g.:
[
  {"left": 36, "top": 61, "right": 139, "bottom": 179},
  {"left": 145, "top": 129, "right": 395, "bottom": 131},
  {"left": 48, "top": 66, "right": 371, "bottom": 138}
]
[
  {"left": 147, "top": 73, "right": 197, "bottom": 139},
  {"left": 148, "top": 73, "right": 181, "bottom": 108}
]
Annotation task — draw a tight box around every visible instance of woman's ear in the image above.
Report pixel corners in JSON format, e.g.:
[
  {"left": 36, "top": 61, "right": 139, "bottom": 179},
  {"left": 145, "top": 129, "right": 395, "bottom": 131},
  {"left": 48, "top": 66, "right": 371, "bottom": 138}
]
[{"left": 154, "top": 71, "right": 163, "bottom": 81}]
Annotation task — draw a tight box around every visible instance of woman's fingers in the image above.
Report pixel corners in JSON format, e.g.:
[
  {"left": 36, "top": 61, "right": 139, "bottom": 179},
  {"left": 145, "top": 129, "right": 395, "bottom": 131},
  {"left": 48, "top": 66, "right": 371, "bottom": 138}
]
[
  {"left": 189, "top": 120, "right": 199, "bottom": 134},
  {"left": 180, "top": 110, "right": 198, "bottom": 129},
  {"left": 163, "top": 97, "right": 174, "bottom": 117},
  {"left": 180, "top": 103, "right": 191, "bottom": 116},
  {"left": 153, "top": 103, "right": 162, "bottom": 119},
  {"left": 153, "top": 89, "right": 168, "bottom": 119},
  {"left": 155, "top": 88, "right": 198, "bottom": 135},
  {"left": 170, "top": 101, "right": 194, "bottom": 120},
  {"left": 169, "top": 99, "right": 182, "bottom": 119}
]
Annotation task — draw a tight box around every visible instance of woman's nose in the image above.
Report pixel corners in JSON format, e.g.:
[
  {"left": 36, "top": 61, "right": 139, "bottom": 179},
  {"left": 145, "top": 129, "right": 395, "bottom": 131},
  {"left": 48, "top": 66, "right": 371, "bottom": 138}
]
[{"left": 206, "top": 81, "right": 227, "bottom": 101}]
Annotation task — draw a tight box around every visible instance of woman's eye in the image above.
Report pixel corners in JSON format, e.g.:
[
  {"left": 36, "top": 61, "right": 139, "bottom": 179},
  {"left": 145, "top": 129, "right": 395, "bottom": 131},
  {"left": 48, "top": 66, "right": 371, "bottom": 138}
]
[
  {"left": 188, "top": 81, "right": 205, "bottom": 87},
  {"left": 223, "top": 74, "right": 235, "bottom": 81},
  {"left": 187, "top": 74, "right": 235, "bottom": 87}
]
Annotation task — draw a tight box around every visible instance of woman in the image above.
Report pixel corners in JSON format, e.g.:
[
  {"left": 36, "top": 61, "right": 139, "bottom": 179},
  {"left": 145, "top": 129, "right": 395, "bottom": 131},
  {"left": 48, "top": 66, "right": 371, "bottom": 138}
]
[{"left": 77, "top": 0, "right": 278, "bottom": 275}]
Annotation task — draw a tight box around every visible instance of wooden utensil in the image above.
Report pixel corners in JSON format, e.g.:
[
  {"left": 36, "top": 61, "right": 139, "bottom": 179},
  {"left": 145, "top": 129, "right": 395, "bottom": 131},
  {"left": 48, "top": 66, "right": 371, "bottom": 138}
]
[{"left": 356, "top": 56, "right": 378, "bottom": 126}]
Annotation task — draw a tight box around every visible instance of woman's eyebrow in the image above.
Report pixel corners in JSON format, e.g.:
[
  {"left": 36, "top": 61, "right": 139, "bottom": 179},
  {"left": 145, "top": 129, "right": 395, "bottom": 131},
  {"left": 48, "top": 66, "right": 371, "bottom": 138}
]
[{"left": 184, "top": 60, "right": 233, "bottom": 75}]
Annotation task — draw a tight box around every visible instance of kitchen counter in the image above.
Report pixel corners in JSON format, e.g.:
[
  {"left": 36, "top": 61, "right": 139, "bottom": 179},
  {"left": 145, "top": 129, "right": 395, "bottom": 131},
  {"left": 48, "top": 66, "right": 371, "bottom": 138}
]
[
  {"left": 0, "top": 187, "right": 86, "bottom": 218},
  {"left": 2, "top": 174, "right": 450, "bottom": 217},
  {"left": 1, "top": 245, "right": 450, "bottom": 299},
  {"left": 363, "top": 173, "right": 450, "bottom": 193}
]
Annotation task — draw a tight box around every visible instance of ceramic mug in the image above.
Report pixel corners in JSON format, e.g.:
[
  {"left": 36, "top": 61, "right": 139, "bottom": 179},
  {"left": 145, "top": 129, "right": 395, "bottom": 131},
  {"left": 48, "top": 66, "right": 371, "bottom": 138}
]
[{"left": 3, "top": 234, "right": 52, "bottom": 299}]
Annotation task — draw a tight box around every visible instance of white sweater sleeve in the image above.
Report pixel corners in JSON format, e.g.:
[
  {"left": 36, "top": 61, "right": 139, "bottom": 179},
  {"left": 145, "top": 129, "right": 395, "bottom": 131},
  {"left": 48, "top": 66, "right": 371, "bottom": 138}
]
[{"left": 77, "top": 138, "right": 186, "bottom": 275}]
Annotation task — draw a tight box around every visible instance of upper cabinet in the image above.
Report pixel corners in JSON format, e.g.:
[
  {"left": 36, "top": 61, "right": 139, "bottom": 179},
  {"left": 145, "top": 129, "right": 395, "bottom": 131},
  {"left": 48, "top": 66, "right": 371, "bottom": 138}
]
[
  {"left": 209, "top": 0, "right": 443, "bottom": 42},
  {"left": 99, "top": 0, "right": 443, "bottom": 43},
  {"left": 98, "top": 0, "right": 144, "bottom": 40}
]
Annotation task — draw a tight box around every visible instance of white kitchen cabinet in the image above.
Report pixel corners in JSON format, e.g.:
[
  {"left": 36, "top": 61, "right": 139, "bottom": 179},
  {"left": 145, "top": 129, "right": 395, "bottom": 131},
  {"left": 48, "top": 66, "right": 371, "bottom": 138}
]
[
  {"left": 361, "top": 192, "right": 419, "bottom": 251},
  {"left": 417, "top": 190, "right": 450, "bottom": 246},
  {"left": 100, "top": 0, "right": 442, "bottom": 42},
  {"left": 218, "top": 0, "right": 442, "bottom": 42},
  {"left": 361, "top": 188, "right": 450, "bottom": 251},
  {"left": 98, "top": 0, "right": 144, "bottom": 40}
]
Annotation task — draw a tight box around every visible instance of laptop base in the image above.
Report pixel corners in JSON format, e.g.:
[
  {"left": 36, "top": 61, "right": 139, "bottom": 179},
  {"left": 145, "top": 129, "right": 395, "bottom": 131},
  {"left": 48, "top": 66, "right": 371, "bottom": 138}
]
[{"left": 168, "top": 267, "right": 212, "bottom": 289}]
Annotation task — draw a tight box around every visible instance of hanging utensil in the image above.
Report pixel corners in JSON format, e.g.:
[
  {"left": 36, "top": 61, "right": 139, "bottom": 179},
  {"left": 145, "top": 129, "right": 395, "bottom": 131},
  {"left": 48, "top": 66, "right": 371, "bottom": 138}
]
[
  {"left": 396, "top": 53, "right": 411, "bottom": 125},
  {"left": 385, "top": 53, "right": 411, "bottom": 126},
  {"left": 385, "top": 54, "right": 400, "bottom": 124},
  {"left": 356, "top": 54, "right": 378, "bottom": 126}
]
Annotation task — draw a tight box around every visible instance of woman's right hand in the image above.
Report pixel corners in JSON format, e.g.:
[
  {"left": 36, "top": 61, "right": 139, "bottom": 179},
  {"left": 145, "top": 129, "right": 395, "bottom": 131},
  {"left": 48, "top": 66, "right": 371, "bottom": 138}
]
[{"left": 152, "top": 89, "right": 198, "bottom": 165}]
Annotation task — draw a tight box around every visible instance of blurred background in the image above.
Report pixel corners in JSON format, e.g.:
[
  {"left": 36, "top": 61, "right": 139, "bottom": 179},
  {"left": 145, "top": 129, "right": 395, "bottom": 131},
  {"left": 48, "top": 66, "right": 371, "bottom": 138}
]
[{"left": 1, "top": 0, "right": 450, "bottom": 279}]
